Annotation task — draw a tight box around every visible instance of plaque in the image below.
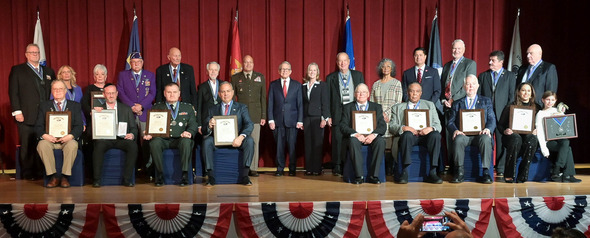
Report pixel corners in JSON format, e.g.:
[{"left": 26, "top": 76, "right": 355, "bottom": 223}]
[
  {"left": 352, "top": 111, "right": 376, "bottom": 135},
  {"left": 92, "top": 109, "right": 117, "bottom": 139},
  {"left": 146, "top": 109, "right": 171, "bottom": 137},
  {"left": 213, "top": 115, "right": 238, "bottom": 146},
  {"left": 46, "top": 111, "right": 71, "bottom": 138},
  {"left": 544, "top": 114, "right": 578, "bottom": 141},
  {"left": 460, "top": 109, "right": 485, "bottom": 135},
  {"left": 91, "top": 91, "right": 106, "bottom": 109},
  {"left": 404, "top": 109, "right": 430, "bottom": 130},
  {"left": 509, "top": 105, "right": 535, "bottom": 134}
]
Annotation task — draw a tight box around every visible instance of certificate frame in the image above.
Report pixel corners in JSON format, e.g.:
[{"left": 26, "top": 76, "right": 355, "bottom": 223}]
[
  {"left": 404, "top": 109, "right": 430, "bottom": 130},
  {"left": 213, "top": 115, "right": 238, "bottom": 146},
  {"left": 352, "top": 111, "right": 376, "bottom": 135},
  {"left": 146, "top": 109, "right": 171, "bottom": 137},
  {"left": 46, "top": 111, "right": 71, "bottom": 138},
  {"left": 459, "top": 109, "right": 485, "bottom": 135},
  {"left": 544, "top": 113, "right": 578, "bottom": 141},
  {"left": 91, "top": 91, "right": 106, "bottom": 109},
  {"left": 509, "top": 105, "right": 535, "bottom": 134},
  {"left": 91, "top": 109, "right": 117, "bottom": 139}
]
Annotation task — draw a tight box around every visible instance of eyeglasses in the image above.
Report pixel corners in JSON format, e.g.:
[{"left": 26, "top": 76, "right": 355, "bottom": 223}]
[
  {"left": 280, "top": 68, "right": 291, "bottom": 71},
  {"left": 26, "top": 51, "right": 40, "bottom": 54}
]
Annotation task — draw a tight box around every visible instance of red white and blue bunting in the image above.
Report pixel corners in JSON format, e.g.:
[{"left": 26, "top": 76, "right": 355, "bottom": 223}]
[
  {"left": 102, "top": 203, "right": 232, "bottom": 238},
  {"left": 0, "top": 203, "right": 100, "bottom": 238},
  {"left": 366, "top": 198, "right": 493, "bottom": 238},
  {"left": 494, "top": 196, "right": 590, "bottom": 238},
  {"left": 235, "top": 201, "right": 365, "bottom": 238}
]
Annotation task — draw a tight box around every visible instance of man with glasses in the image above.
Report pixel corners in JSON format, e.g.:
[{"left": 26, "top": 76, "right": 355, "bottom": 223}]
[
  {"left": 9, "top": 43, "right": 56, "bottom": 180},
  {"left": 268, "top": 61, "right": 303, "bottom": 176}
]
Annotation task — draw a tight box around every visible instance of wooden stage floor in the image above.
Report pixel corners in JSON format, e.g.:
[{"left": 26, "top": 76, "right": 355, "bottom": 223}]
[{"left": 2, "top": 166, "right": 590, "bottom": 204}]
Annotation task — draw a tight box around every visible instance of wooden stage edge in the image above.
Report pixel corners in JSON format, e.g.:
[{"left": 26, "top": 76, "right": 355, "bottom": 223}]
[{"left": 2, "top": 165, "right": 590, "bottom": 204}]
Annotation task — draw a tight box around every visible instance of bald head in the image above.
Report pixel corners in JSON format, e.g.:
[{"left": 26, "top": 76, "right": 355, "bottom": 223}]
[
  {"left": 243, "top": 55, "right": 254, "bottom": 73},
  {"left": 526, "top": 44, "right": 543, "bottom": 66},
  {"left": 168, "top": 47, "right": 182, "bottom": 67},
  {"left": 336, "top": 52, "right": 351, "bottom": 73}
]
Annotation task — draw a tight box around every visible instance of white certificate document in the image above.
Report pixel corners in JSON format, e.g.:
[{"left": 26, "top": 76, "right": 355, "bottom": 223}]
[
  {"left": 407, "top": 111, "right": 428, "bottom": 130},
  {"left": 48, "top": 113, "right": 70, "bottom": 138},
  {"left": 461, "top": 111, "right": 483, "bottom": 133},
  {"left": 214, "top": 116, "right": 238, "bottom": 146},
  {"left": 148, "top": 111, "right": 169, "bottom": 134},
  {"left": 511, "top": 108, "right": 534, "bottom": 131},
  {"left": 354, "top": 112, "right": 374, "bottom": 134},
  {"left": 118, "top": 122, "right": 128, "bottom": 137}
]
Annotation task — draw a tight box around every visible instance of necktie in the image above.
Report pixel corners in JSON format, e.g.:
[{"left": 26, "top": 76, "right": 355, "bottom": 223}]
[
  {"left": 173, "top": 69, "right": 178, "bottom": 82},
  {"left": 134, "top": 74, "right": 140, "bottom": 87},
  {"left": 445, "top": 80, "right": 452, "bottom": 100},
  {"left": 246, "top": 74, "right": 251, "bottom": 80},
  {"left": 468, "top": 98, "right": 473, "bottom": 108},
  {"left": 225, "top": 104, "right": 230, "bottom": 115},
  {"left": 527, "top": 66, "right": 533, "bottom": 81},
  {"left": 360, "top": 104, "right": 365, "bottom": 111},
  {"left": 57, "top": 102, "right": 62, "bottom": 111},
  {"left": 170, "top": 104, "right": 175, "bottom": 112},
  {"left": 417, "top": 68, "right": 422, "bottom": 84},
  {"left": 283, "top": 80, "right": 288, "bottom": 98}
]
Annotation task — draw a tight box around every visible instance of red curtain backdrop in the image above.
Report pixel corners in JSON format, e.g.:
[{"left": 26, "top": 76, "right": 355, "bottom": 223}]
[{"left": 1, "top": 0, "right": 588, "bottom": 168}]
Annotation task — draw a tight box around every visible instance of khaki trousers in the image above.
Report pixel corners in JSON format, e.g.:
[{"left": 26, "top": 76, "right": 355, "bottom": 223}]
[{"left": 37, "top": 139, "right": 78, "bottom": 176}]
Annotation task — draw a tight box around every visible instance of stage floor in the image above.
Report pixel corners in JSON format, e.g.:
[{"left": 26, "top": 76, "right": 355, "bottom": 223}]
[{"left": 2, "top": 166, "right": 590, "bottom": 204}]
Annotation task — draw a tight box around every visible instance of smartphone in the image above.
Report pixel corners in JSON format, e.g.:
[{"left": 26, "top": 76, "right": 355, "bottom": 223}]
[{"left": 420, "top": 215, "right": 451, "bottom": 232}]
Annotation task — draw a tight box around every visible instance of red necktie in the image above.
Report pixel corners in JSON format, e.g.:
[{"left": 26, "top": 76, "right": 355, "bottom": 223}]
[
  {"left": 57, "top": 102, "right": 62, "bottom": 111},
  {"left": 283, "top": 80, "right": 288, "bottom": 98},
  {"left": 445, "top": 62, "right": 456, "bottom": 100},
  {"left": 417, "top": 68, "right": 422, "bottom": 84},
  {"left": 224, "top": 104, "right": 230, "bottom": 115}
]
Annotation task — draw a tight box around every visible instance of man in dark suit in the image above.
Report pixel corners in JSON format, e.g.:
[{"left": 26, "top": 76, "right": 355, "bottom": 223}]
[
  {"left": 35, "top": 80, "right": 83, "bottom": 188},
  {"left": 156, "top": 47, "right": 198, "bottom": 107},
  {"left": 202, "top": 82, "right": 255, "bottom": 186},
  {"left": 448, "top": 75, "right": 496, "bottom": 184},
  {"left": 9, "top": 44, "right": 56, "bottom": 180},
  {"left": 144, "top": 83, "right": 198, "bottom": 186},
  {"left": 326, "top": 52, "right": 365, "bottom": 176},
  {"left": 197, "top": 62, "right": 222, "bottom": 134},
  {"left": 268, "top": 61, "right": 303, "bottom": 176},
  {"left": 390, "top": 83, "right": 443, "bottom": 184},
  {"left": 231, "top": 55, "right": 266, "bottom": 177},
  {"left": 402, "top": 47, "right": 441, "bottom": 108},
  {"left": 477, "top": 50, "right": 516, "bottom": 178},
  {"left": 516, "top": 44, "right": 558, "bottom": 105},
  {"left": 340, "top": 83, "right": 386, "bottom": 184},
  {"left": 91, "top": 84, "right": 138, "bottom": 187}
]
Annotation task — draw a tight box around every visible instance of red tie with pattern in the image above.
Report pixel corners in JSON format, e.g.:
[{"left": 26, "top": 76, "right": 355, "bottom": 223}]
[
  {"left": 417, "top": 68, "right": 422, "bottom": 84},
  {"left": 57, "top": 102, "right": 62, "bottom": 111},
  {"left": 225, "top": 104, "right": 230, "bottom": 115},
  {"left": 283, "top": 80, "right": 288, "bottom": 98},
  {"left": 445, "top": 62, "right": 456, "bottom": 100}
]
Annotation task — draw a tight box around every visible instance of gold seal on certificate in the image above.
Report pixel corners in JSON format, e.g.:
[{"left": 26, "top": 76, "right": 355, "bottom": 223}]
[
  {"left": 352, "top": 111, "right": 376, "bottom": 135},
  {"left": 460, "top": 109, "right": 484, "bottom": 135},
  {"left": 213, "top": 115, "right": 238, "bottom": 146},
  {"left": 92, "top": 109, "right": 117, "bottom": 139},
  {"left": 509, "top": 105, "right": 535, "bottom": 134},
  {"left": 46, "top": 111, "right": 71, "bottom": 138},
  {"left": 146, "top": 109, "right": 171, "bottom": 137},
  {"left": 404, "top": 109, "right": 430, "bottom": 131}
]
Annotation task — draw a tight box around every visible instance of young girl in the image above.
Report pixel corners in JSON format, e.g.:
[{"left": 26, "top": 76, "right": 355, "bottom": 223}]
[{"left": 535, "top": 91, "right": 581, "bottom": 183}]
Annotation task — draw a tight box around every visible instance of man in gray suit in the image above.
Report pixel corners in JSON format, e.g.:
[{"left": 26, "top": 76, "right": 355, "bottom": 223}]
[
  {"left": 478, "top": 51, "right": 516, "bottom": 179},
  {"left": 390, "top": 83, "right": 443, "bottom": 184}
]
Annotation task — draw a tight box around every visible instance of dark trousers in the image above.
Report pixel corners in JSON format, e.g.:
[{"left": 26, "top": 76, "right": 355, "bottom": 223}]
[
  {"left": 503, "top": 133, "right": 538, "bottom": 179},
  {"left": 150, "top": 137, "right": 194, "bottom": 174},
  {"left": 452, "top": 134, "right": 493, "bottom": 169},
  {"left": 202, "top": 135, "right": 254, "bottom": 171},
  {"left": 330, "top": 124, "right": 347, "bottom": 168},
  {"left": 399, "top": 131, "right": 441, "bottom": 167},
  {"left": 93, "top": 139, "right": 138, "bottom": 183},
  {"left": 494, "top": 127, "right": 507, "bottom": 173},
  {"left": 348, "top": 136, "right": 385, "bottom": 178},
  {"left": 304, "top": 116, "right": 324, "bottom": 173},
  {"left": 273, "top": 126, "right": 298, "bottom": 171},
  {"left": 17, "top": 123, "right": 43, "bottom": 179},
  {"left": 546, "top": 139, "right": 576, "bottom": 176}
]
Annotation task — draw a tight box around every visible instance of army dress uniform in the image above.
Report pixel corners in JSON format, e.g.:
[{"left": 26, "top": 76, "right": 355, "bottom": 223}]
[{"left": 149, "top": 101, "right": 198, "bottom": 178}]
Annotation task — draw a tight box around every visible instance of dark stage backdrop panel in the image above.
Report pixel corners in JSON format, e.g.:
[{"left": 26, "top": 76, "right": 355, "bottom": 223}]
[{"left": 1, "top": 0, "right": 588, "bottom": 169}]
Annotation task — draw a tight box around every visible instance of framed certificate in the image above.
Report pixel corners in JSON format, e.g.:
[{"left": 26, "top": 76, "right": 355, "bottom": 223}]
[
  {"left": 404, "top": 109, "right": 430, "bottom": 130},
  {"left": 544, "top": 113, "right": 578, "bottom": 141},
  {"left": 92, "top": 109, "right": 117, "bottom": 139},
  {"left": 460, "top": 109, "right": 484, "bottom": 135},
  {"left": 146, "top": 110, "right": 171, "bottom": 137},
  {"left": 91, "top": 91, "right": 106, "bottom": 109},
  {"left": 352, "top": 111, "right": 376, "bottom": 135},
  {"left": 509, "top": 105, "right": 535, "bottom": 134},
  {"left": 46, "top": 111, "right": 71, "bottom": 138},
  {"left": 213, "top": 115, "right": 238, "bottom": 146}
]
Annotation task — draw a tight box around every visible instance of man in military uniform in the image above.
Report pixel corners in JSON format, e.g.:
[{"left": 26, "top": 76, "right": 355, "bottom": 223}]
[
  {"left": 230, "top": 55, "right": 266, "bottom": 177},
  {"left": 143, "top": 83, "right": 198, "bottom": 186}
]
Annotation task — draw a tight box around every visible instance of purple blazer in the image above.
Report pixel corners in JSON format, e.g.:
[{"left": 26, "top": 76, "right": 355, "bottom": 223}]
[{"left": 117, "top": 69, "right": 156, "bottom": 122}]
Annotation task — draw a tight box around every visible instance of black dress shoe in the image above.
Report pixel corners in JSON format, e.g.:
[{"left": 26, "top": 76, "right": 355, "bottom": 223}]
[
  {"left": 516, "top": 175, "right": 528, "bottom": 183},
  {"left": 426, "top": 173, "right": 443, "bottom": 184},
  {"left": 332, "top": 166, "right": 342, "bottom": 176},
  {"left": 496, "top": 172, "right": 504, "bottom": 177},
  {"left": 353, "top": 177, "right": 364, "bottom": 184},
  {"left": 155, "top": 180, "right": 164, "bottom": 187},
  {"left": 241, "top": 176, "right": 253, "bottom": 186},
  {"left": 397, "top": 170, "right": 408, "bottom": 184},
  {"left": 180, "top": 172, "right": 189, "bottom": 186},
  {"left": 563, "top": 175, "right": 582, "bottom": 183},
  {"left": 481, "top": 174, "right": 493, "bottom": 184},
  {"left": 248, "top": 170, "right": 259, "bottom": 177},
  {"left": 451, "top": 167, "right": 464, "bottom": 183},
  {"left": 288, "top": 171, "right": 296, "bottom": 176},
  {"left": 305, "top": 171, "right": 313, "bottom": 176},
  {"left": 125, "top": 182, "right": 135, "bottom": 187},
  {"left": 206, "top": 176, "right": 216, "bottom": 186},
  {"left": 274, "top": 171, "right": 283, "bottom": 177},
  {"left": 367, "top": 176, "right": 381, "bottom": 184},
  {"left": 92, "top": 181, "right": 101, "bottom": 188}
]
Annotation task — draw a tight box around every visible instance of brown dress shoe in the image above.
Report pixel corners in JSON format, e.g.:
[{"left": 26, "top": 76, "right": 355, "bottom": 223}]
[
  {"left": 60, "top": 177, "right": 71, "bottom": 188},
  {"left": 46, "top": 177, "right": 59, "bottom": 188}
]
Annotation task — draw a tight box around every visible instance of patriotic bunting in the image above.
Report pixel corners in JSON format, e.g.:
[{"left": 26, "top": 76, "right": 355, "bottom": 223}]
[
  {"left": 494, "top": 196, "right": 590, "bottom": 238},
  {"left": 0, "top": 204, "right": 100, "bottom": 238},
  {"left": 235, "top": 201, "right": 365, "bottom": 238},
  {"left": 102, "top": 203, "right": 232, "bottom": 238},
  {"left": 366, "top": 199, "right": 493, "bottom": 238}
]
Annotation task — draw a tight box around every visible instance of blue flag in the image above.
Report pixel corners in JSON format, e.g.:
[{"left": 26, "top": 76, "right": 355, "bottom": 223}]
[
  {"left": 344, "top": 14, "right": 355, "bottom": 70},
  {"left": 427, "top": 13, "right": 443, "bottom": 77},
  {"left": 125, "top": 13, "right": 141, "bottom": 70}
]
